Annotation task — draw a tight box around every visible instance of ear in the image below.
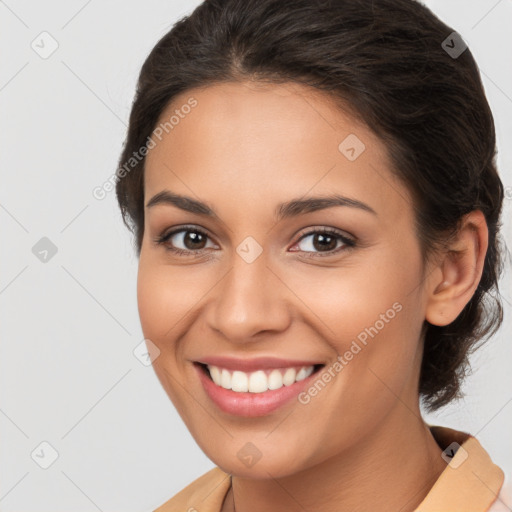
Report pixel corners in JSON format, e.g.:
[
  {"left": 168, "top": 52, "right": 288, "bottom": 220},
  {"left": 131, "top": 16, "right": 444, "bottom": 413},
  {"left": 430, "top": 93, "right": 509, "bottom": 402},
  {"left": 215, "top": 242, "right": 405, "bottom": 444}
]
[{"left": 425, "top": 210, "right": 488, "bottom": 326}]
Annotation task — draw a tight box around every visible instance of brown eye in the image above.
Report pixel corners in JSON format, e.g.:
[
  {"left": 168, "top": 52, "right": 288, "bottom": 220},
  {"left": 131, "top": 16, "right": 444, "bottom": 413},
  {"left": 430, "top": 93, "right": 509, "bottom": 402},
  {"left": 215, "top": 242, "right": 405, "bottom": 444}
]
[
  {"left": 178, "top": 230, "right": 208, "bottom": 250},
  {"left": 312, "top": 233, "right": 338, "bottom": 251},
  {"left": 155, "top": 226, "right": 217, "bottom": 256},
  {"left": 291, "top": 228, "right": 356, "bottom": 257}
]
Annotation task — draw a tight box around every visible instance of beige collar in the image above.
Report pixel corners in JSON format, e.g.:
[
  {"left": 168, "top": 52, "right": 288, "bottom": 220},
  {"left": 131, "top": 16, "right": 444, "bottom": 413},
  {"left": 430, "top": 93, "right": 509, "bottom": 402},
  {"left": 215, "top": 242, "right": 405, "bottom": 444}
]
[{"left": 154, "top": 425, "right": 504, "bottom": 512}]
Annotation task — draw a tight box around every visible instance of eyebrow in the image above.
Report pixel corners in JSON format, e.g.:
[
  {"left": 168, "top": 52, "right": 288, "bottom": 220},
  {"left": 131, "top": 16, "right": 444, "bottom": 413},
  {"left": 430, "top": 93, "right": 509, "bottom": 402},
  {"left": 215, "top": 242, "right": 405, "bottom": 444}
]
[{"left": 145, "top": 190, "right": 377, "bottom": 220}]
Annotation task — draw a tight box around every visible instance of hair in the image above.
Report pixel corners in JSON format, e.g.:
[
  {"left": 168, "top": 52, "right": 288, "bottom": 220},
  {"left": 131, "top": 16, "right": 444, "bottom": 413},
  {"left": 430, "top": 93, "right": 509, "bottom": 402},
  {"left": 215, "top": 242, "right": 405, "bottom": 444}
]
[{"left": 115, "top": 0, "right": 506, "bottom": 411}]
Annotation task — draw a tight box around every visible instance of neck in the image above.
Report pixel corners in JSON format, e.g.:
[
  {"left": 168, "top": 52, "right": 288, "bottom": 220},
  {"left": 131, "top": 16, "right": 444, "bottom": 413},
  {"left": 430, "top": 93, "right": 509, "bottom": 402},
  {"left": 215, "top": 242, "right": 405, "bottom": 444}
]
[{"left": 224, "top": 407, "right": 446, "bottom": 512}]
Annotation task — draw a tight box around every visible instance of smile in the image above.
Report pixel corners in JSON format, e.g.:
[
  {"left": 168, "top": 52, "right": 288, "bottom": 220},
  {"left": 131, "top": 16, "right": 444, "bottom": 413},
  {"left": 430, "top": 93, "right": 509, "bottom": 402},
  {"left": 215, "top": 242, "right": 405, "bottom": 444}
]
[
  {"left": 194, "top": 361, "right": 325, "bottom": 417},
  {"left": 205, "top": 364, "right": 319, "bottom": 393}
]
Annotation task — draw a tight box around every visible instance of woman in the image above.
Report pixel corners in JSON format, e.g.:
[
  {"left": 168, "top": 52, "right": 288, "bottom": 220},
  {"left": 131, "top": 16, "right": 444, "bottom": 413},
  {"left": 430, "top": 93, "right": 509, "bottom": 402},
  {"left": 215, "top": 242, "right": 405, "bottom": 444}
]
[{"left": 115, "top": 0, "right": 508, "bottom": 510}]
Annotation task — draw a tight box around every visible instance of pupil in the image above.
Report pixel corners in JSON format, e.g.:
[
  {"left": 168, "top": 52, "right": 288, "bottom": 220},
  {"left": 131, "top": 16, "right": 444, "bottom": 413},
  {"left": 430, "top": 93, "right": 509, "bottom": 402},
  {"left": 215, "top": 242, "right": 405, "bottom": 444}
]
[
  {"left": 313, "top": 234, "right": 336, "bottom": 251},
  {"left": 185, "top": 231, "right": 206, "bottom": 249}
]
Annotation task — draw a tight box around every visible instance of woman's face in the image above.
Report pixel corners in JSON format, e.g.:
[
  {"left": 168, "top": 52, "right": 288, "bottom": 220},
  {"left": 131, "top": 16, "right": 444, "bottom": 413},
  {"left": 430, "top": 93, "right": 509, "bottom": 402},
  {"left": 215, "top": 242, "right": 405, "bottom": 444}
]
[{"left": 138, "top": 81, "right": 434, "bottom": 478}]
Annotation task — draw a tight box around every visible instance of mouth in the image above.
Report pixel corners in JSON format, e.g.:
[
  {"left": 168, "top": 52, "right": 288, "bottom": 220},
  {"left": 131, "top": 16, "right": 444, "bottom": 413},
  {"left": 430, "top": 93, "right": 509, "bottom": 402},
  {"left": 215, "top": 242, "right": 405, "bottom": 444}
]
[
  {"left": 195, "top": 362, "right": 325, "bottom": 393},
  {"left": 192, "top": 351, "right": 331, "bottom": 417},
  {"left": 194, "top": 361, "right": 326, "bottom": 417}
]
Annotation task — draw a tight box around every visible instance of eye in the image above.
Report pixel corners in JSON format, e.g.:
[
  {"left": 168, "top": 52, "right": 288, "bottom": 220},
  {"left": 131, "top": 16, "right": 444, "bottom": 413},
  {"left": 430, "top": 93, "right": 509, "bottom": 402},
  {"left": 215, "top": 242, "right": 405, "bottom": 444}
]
[
  {"left": 290, "top": 227, "right": 355, "bottom": 257},
  {"left": 154, "top": 225, "right": 356, "bottom": 258},
  {"left": 154, "top": 225, "right": 218, "bottom": 256}
]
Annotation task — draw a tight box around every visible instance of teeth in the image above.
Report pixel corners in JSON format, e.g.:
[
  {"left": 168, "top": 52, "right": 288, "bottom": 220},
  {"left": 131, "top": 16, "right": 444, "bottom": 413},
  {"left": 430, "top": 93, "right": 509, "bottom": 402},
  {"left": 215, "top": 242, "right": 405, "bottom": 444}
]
[
  {"left": 206, "top": 364, "right": 315, "bottom": 393},
  {"left": 296, "top": 367, "right": 310, "bottom": 381},
  {"left": 220, "top": 368, "right": 231, "bottom": 389},
  {"left": 249, "top": 370, "right": 266, "bottom": 393},
  {"left": 232, "top": 371, "right": 248, "bottom": 392}
]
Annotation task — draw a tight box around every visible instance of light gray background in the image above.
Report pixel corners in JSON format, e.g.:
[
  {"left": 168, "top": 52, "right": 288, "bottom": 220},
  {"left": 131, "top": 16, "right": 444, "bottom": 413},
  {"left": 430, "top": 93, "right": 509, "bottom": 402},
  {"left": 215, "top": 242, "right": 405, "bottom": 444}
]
[{"left": 1, "top": 1, "right": 511, "bottom": 510}]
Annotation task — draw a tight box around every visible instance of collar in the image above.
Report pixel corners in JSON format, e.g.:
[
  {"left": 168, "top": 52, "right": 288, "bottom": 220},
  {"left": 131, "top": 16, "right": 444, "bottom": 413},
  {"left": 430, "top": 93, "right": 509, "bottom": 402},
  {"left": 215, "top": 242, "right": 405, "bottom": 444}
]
[
  {"left": 414, "top": 424, "right": 504, "bottom": 511},
  {"left": 154, "top": 425, "right": 504, "bottom": 512}
]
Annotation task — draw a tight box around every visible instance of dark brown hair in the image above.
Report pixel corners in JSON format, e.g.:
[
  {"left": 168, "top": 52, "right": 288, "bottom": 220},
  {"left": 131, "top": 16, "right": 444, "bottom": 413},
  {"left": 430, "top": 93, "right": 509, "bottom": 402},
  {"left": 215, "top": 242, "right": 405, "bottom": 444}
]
[{"left": 115, "top": 0, "right": 506, "bottom": 411}]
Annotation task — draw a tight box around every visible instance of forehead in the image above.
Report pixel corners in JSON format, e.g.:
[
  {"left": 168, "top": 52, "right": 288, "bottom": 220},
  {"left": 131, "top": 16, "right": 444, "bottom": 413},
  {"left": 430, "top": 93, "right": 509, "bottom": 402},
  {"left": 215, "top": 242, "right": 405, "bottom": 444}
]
[{"left": 144, "top": 81, "right": 412, "bottom": 223}]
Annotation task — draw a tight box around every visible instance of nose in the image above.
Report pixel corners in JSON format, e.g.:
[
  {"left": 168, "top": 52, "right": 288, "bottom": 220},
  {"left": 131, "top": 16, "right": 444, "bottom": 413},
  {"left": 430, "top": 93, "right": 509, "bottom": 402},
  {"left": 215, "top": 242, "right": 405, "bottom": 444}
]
[{"left": 206, "top": 251, "right": 292, "bottom": 342}]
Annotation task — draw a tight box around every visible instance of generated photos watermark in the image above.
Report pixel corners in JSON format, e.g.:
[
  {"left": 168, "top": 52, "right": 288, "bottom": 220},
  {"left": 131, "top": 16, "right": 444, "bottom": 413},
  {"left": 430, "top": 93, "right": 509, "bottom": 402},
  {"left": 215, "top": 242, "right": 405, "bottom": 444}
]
[
  {"left": 298, "top": 301, "right": 403, "bottom": 404},
  {"left": 92, "top": 96, "right": 198, "bottom": 201}
]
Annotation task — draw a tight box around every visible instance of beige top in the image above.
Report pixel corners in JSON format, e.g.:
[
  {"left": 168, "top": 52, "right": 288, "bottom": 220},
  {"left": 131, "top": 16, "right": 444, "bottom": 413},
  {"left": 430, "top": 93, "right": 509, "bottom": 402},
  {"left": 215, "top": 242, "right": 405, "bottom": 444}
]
[{"left": 154, "top": 425, "right": 505, "bottom": 512}]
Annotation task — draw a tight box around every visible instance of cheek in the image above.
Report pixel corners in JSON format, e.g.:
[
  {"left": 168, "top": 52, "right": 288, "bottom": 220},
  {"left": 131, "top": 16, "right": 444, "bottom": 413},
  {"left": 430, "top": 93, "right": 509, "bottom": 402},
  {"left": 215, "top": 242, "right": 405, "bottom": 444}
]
[
  {"left": 136, "top": 255, "right": 207, "bottom": 342},
  {"left": 280, "top": 251, "right": 417, "bottom": 344},
  {"left": 136, "top": 261, "right": 170, "bottom": 341},
  {"left": 136, "top": 256, "right": 201, "bottom": 419},
  {"left": 282, "top": 244, "right": 423, "bottom": 400}
]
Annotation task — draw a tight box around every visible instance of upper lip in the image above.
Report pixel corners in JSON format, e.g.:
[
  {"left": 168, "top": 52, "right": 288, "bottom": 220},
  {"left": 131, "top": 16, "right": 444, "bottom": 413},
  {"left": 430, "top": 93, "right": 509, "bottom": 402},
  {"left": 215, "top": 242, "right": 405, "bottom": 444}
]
[{"left": 195, "top": 356, "right": 324, "bottom": 372}]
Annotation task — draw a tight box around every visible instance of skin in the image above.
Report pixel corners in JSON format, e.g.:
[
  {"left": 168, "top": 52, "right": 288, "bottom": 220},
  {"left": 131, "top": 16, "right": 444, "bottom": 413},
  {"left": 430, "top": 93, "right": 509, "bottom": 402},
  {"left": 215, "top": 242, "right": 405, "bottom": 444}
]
[{"left": 138, "top": 81, "right": 488, "bottom": 512}]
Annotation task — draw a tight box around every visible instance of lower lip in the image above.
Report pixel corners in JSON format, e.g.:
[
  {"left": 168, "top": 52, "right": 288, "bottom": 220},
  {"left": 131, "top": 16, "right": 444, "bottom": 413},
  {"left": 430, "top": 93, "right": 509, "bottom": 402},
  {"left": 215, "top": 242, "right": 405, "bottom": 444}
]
[{"left": 195, "top": 363, "right": 321, "bottom": 417}]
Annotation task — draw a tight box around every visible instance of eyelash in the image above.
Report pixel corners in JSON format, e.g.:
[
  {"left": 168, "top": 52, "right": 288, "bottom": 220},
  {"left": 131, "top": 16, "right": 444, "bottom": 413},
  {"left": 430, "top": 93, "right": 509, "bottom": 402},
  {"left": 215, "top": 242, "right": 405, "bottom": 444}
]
[{"left": 153, "top": 225, "right": 356, "bottom": 259}]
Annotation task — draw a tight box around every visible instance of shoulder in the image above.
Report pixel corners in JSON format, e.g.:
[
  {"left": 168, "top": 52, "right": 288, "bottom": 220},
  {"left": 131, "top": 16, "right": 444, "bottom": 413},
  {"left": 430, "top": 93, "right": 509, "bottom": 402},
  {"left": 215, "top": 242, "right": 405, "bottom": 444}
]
[
  {"left": 487, "top": 476, "right": 512, "bottom": 512},
  {"left": 153, "top": 466, "right": 231, "bottom": 512},
  {"left": 415, "top": 425, "right": 506, "bottom": 512}
]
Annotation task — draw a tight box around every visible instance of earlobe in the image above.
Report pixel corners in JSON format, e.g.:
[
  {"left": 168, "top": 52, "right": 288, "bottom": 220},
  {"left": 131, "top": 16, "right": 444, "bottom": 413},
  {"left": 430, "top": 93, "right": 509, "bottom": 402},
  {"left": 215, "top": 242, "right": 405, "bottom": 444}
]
[{"left": 424, "top": 211, "right": 488, "bottom": 327}]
